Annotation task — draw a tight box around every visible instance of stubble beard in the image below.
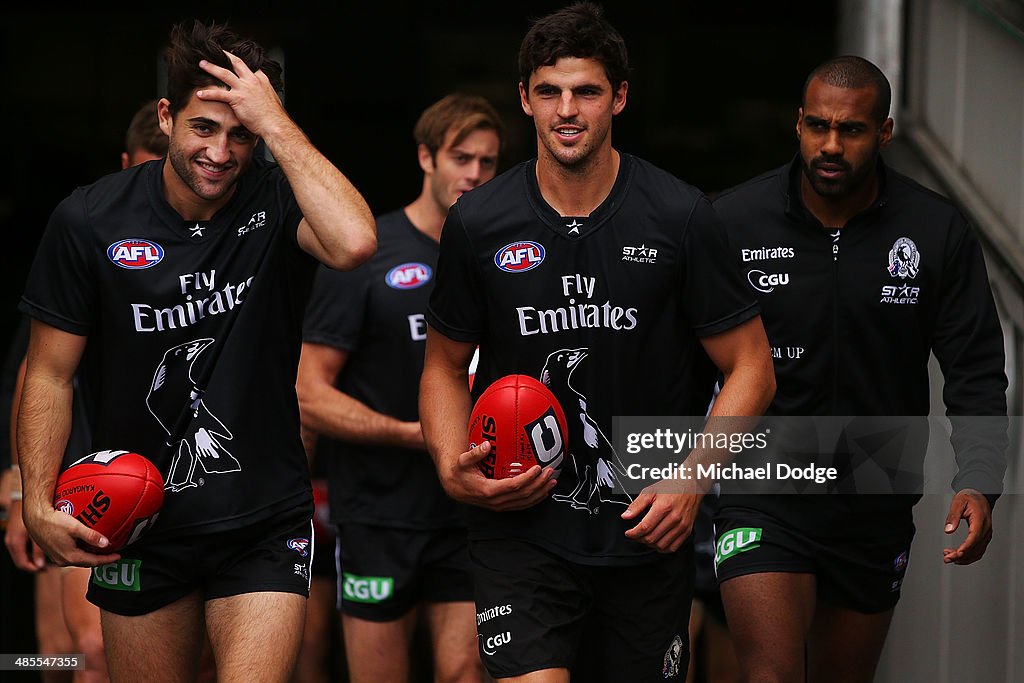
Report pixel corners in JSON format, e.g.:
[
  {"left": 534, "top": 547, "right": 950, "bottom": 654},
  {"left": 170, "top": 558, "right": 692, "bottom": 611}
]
[
  {"left": 542, "top": 132, "right": 599, "bottom": 177},
  {"left": 168, "top": 146, "right": 234, "bottom": 202}
]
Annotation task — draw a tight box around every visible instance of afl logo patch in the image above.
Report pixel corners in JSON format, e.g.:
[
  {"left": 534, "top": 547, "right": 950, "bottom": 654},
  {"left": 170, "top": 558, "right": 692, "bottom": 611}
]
[
  {"left": 893, "top": 550, "right": 908, "bottom": 573},
  {"left": 287, "top": 538, "right": 310, "bottom": 556},
  {"left": 107, "top": 239, "right": 165, "bottom": 269},
  {"left": 495, "top": 241, "right": 545, "bottom": 273},
  {"left": 55, "top": 499, "right": 74, "bottom": 516},
  {"left": 386, "top": 262, "right": 432, "bottom": 290}
]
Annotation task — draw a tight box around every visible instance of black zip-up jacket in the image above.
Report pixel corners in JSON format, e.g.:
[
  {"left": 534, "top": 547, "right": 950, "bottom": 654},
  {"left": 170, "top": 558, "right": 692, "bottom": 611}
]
[{"left": 712, "top": 158, "right": 1007, "bottom": 528}]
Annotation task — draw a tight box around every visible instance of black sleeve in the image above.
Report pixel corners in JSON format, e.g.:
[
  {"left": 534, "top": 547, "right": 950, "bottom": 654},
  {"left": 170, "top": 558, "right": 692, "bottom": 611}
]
[
  {"left": 19, "top": 190, "right": 97, "bottom": 336},
  {"left": 932, "top": 220, "right": 1008, "bottom": 507},
  {"left": 425, "top": 205, "right": 484, "bottom": 343},
  {"left": 682, "top": 196, "right": 761, "bottom": 336},
  {"left": 302, "top": 263, "right": 370, "bottom": 351}
]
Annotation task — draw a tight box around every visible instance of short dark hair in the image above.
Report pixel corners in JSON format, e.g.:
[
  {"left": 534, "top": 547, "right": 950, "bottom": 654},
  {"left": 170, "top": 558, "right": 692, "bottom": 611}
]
[
  {"left": 164, "top": 20, "right": 283, "bottom": 115},
  {"left": 803, "top": 55, "right": 892, "bottom": 124},
  {"left": 124, "top": 99, "right": 168, "bottom": 157},
  {"left": 518, "top": 2, "right": 629, "bottom": 90},
  {"left": 414, "top": 93, "right": 505, "bottom": 158}
]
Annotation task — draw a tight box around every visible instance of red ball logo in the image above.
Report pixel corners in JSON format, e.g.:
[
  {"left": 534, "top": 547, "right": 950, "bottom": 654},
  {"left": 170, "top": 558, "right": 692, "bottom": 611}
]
[
  {"left": 468, "top": 375, "right": 568, "bottom": 479},
  {"left": 54, "top": 450, "right": 164, "bottom": 551}
]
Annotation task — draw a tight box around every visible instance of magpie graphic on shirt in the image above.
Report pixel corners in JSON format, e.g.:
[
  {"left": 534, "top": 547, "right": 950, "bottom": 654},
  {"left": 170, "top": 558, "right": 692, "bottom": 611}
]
[
  {"left": 147, "top": 338, "right": 239, "bottom": 492},
  {"left": 540, "top": 348, "right": 633, "bottom": 514}
]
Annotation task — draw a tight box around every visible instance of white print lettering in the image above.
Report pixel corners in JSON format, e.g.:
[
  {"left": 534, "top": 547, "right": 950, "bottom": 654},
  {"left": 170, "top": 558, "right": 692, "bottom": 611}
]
[
  {"left": 481, "top": 632, "right": 513, "bottom": 656},
  {"left": 621, "top": 244, "right": 658, "bottom": 264},
  {"left": 179, "top": 271, "right": 217, "bottom": 294},
  {"left": 476, "top": 604, "right": 513, "bottom": 626},
  {"left": 747, "top": 269, "right": 790, "bottom": 293},
  {"left": 561, "top": 274, "right": 595, "bottom": 299},
  {"left": 517, "top": 302, "right": 638, "bottom": 336},
  {"left": 132, "top": 269, "right": 255, "bottom": 332},
  {"left": 741, "top": 246, "right": 795, "bottom": 262},
  {"left": 407, "top": 313, "right": 427, "bottom": 341},
  {"left": 518, "top": 274, "right": 638, "bottom": 336},
  {"left": 237, "top": 211, "right": 267, "bottom": 236},
  {"left": 880, "top": 284, "right": 919, "bottom": 305},
  {"left": 770, "top": 346, "right": 805, "bottom": 360}
]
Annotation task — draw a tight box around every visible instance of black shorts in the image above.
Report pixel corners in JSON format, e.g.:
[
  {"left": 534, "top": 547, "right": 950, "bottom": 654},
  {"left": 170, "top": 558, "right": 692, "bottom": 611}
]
[
  {"left": 714, "top": 506, "right": 914, "bottom": 613},
  {"left": 87, "top": 506, "right": 314, "bottom": 616},
  {"left": 470, "top": 538, "right": 693, "bottom": 682},
  {"left": 311, "top": 481, "right": 336, "bottom": 579},
  {"left": 335, "top": 522, "right": 473, "bottom": 621},
  {"left": 311, "top": 529, "right": 337, "bottom": 579}
]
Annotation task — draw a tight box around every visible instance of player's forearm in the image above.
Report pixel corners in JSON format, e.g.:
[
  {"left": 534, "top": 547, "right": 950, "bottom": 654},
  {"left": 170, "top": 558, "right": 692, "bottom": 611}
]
[
  {"left": 682, "top": 358, "right": 775, "bottom": 479},
  {"left": 9, "top": 356, "right": 26, "bottom": 464},
  {"left": 419, "top": 363, "right": 472, "bottom": 473},
  {"left": 16, "top": 371, "right": 73, "bottom": 516},
  {"left": 263, "top": 122, "right": 376, "bottom": 270},
  {"left": 710, "top": 356, "right": 775, "bottom": 419},
  {"left": 299, "top": 383, "right": 424, "bottom": 450}
]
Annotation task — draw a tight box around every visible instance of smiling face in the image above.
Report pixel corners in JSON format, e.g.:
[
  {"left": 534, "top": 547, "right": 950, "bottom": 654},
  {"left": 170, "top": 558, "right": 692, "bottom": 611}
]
[
  {"left": 797, "top": 77, "right": 893, "bottom": 199},
  {"left": 158, "top": 89, "right": 258, "bottom": 216},
  {"left": 519, "top": 57, "right": 627, "bottom": 172}
]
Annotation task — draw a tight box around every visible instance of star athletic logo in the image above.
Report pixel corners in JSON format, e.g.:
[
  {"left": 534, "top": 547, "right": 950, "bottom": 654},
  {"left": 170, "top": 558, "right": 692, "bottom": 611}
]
[{"left": 621, "top": 243, "right": 657, "bottom": 264}]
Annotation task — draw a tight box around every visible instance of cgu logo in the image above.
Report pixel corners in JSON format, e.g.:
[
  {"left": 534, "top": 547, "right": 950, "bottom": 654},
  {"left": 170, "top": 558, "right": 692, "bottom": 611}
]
[
  {"left": 715, "top": 527, "right": 762, "bottom": 567},
  {"left": 747, "top": 269, "right": 789, "bottom": 293},
  {"left": 495, "top": 241, "right": 545, "bottom": 273},
  {"left": 107, "top": 239, "right": 165, "bottom": 269},
  {"left": 387, "top": 262, "right": 432, "bottom": 289},
  {"left": 92, "top": 559, "right": 142, "bottom": 592},
  {"left": 482, "top": 632, "right": 513, "bottom": 656},
  {"left": 343, "top": 574, "right": 394, "bottom": 604}
]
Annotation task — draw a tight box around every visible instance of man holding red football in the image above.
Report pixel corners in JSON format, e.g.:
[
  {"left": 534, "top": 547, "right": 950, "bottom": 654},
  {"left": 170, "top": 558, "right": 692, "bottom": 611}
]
[
  {"left": 419, "top": 3, "right": 775, "bottom": 681},
  {"left": 16, "top": 20, "right": 375, "bottom": 683}
]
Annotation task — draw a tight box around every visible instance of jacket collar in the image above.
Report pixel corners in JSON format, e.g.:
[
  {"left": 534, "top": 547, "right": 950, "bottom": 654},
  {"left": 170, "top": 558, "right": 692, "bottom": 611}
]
[{"left": 781, "top": 155, "right": 890, "bottom": 226}]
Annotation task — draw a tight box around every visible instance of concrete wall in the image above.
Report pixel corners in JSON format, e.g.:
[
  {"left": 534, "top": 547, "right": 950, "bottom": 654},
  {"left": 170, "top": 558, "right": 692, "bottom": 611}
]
[{"left": 839, "top": 1, "right": 1023, "bottom": 680}]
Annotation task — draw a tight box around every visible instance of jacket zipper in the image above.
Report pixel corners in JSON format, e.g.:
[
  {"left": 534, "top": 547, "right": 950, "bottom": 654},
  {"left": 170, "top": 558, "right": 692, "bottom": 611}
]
[{"left": 831, "top": 228, "right": 841, "bottom": 413}]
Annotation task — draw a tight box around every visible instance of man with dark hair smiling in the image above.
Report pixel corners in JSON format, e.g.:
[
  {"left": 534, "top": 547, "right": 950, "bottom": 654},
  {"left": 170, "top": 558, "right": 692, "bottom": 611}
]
[
  {"left": 16, "top": 19, "right": 375, "bottom": 682},
  {"left": 419, "top": 4, "right": 774, "bottom": 681}
]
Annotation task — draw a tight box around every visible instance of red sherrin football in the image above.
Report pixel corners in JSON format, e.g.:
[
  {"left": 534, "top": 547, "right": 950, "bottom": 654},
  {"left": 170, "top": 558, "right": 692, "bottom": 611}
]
[
  {"left": 468, "top": 374, "right": 569, "bottom": 479},
  {"left": 53, "top": 450, "right": 164, "bottom": 551}
]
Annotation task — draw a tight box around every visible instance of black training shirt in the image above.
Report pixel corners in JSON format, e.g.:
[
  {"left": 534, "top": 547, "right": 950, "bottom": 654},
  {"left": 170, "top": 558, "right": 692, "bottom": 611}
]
[
  {"left": 21, "top": 157, "right": 316, "bottom": 537},
  {"left": 427, "top": 153, "right": 759, "bottom": 565},
  {"left": 303, "top": 210, "right": 463, "bottom": 529}
]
